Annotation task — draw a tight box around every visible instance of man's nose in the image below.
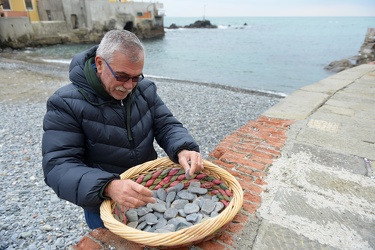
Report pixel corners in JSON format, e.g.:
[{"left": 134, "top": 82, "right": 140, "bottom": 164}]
[{"left": 122, "top": 79, "right": 134, "bottom": 89}]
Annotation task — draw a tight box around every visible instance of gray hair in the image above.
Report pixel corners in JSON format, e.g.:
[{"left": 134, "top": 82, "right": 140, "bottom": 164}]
[{"left": 96, "top": 30, "right": 145, "bottom": 63}]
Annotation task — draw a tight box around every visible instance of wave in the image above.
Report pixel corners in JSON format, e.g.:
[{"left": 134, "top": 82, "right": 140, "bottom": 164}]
[{"left": 41, "top": 58, "right": 72, "bottom": 64}]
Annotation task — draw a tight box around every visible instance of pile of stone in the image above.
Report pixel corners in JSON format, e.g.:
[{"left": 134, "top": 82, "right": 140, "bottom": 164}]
[{"left": 113, "top": 181, "right": 228, "bottom": 233}]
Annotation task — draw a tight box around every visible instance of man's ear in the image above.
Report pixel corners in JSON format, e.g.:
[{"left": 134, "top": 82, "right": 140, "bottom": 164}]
[{"left": 95, "top": 56, "right": 103, "bottom": 73}]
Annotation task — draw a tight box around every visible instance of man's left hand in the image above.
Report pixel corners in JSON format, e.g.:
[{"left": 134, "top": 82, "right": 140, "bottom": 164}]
[{"left": 177, "top": 150, "right": 204, "bottom": 176}]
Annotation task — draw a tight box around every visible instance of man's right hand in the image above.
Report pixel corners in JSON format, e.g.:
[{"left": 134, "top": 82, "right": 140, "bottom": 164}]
[{"left": 104, "top": 179, "right": 156, "bottom": 208}]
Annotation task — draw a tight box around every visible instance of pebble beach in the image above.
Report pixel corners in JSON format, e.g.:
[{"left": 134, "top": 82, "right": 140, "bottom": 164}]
[{"left": 0, "top": 56, "right": 282, "bottom": 249}]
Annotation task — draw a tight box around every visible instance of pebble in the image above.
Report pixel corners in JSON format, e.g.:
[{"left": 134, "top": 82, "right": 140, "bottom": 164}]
[
  {"left": 164, "top": 207, "right": 178, "bottom": 219},
  {"left": 125, "top": 209, "right": 138, "bottom": 222},
  {"left": 116, "top": 182, "right": 227, "bottom": 233},
  {"left": 171, "top": 199, "right": 188, "bottom": 209},
  {"left": 184, "top": 203, "right": 200, "bottom": 214},
  {"left": 0, "top": 58, "right": 280, "bottom": 248},
  {"left": 152, "top": 203, "right": 167, "bottom": 213},
  {"left": 157, "top": 188, "right": 167, "bottom": 201},
  {"left": 177, "top": 190, "right": 195, "bottom": 201}
]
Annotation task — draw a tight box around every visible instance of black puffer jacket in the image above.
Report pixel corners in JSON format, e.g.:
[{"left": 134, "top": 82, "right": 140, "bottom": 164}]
[{"left": 42, "top": 46, "right": 199, "bottom": 213}]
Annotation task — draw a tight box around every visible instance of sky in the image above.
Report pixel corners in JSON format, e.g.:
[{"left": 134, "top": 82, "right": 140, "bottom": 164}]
[{"left": 155, "top": 0, "right": 375, "bottom": 17}]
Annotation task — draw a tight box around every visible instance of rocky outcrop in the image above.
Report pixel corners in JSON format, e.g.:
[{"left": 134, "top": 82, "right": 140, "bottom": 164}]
[
  {"left": 167, "top": 20, "right": 217, "bottom": 29},
  {"left": 324, "top": 59, "right": 355, "bottom": 73},
  {"left": 184, "top": 20, "right": 217, "bottom": 29}
]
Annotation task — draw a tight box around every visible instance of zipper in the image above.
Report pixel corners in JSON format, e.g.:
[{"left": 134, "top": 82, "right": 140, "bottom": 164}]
[{"left": 120, "top": 99, "right": 134, "bottom": 146}]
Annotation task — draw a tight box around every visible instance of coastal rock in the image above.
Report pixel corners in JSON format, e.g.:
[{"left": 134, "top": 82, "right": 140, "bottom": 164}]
[
  {"left": 184, "top": 20, "right": 217, "bottom": 29},
  {"left": 168, "top": 23, "right": 179, "bottom": 29},
  {"left": 324, "top": 59, "right": 354, "bottom": 72}
]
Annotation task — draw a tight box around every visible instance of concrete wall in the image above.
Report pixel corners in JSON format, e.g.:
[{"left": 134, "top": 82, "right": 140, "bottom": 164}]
[
  {"left": 61, "top": 0, "right": 86, "bottom": 30},
  {"left": 0, "top": 17, "right": 34, "bottom": 47},
  {"left": 82, "top": 0, "right": 161, "bottom": 31},
  {"left": 31, "top": 21, "right": 68, "bottom": 36},
  {"left": 37, "top": 0, "right": 65, "bottom": 21}
]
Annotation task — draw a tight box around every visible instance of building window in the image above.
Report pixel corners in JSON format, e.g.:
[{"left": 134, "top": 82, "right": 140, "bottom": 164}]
[
  {"left": 1, "top": 0, "right": 11, "bottom": 10},
  {"left": 46, "top": 10, "right": 52, "bottom": 21},
  {"left": 24, "top": 0, "right": 33, "bottom": 10}
]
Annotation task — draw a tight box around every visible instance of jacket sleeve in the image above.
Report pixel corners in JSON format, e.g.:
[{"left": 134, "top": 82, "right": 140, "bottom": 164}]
[
  {"left": 42, "top": 92, "right": 119, "bottom": 208},
  {"left": 150, "top": 85, "right": 200, "bottom": 163}
]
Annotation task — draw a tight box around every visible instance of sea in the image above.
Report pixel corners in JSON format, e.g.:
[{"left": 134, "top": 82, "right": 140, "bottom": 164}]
[{"left": 5, "top": 16, "right": 375, "bottom": 96}]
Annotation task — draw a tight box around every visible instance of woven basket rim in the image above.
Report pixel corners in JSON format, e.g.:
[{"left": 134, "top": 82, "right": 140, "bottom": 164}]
[{"left": 100, "top": 157, "right": 244, "bottom": 247}]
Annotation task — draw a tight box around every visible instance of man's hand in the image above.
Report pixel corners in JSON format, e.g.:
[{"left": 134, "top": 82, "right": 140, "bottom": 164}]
[
  {"left": 178, "top": 150, "right": 204, "bottom": 176},
  {"left": 104, "top": 179, "right": 156, "bottom": 208}
]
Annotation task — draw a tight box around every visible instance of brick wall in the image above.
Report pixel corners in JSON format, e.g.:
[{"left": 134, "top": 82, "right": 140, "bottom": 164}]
[{"left": 69, "top": 116, "right": 294, "bottom": 250}]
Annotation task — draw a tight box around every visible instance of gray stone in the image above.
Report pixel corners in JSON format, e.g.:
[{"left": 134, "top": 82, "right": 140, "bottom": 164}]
[
  {"left": 164, "top": 207, "right": 178, "bottom": 219},
  {"left": 136, "top": 221, "right": 147, "bottom": 230},
  {"left": 186, "top": 213, "right": 203, "bottom": 223},
  {"left": 210, "top": 211, "right": 219, "bottom": 217},
  {"left": 185, "top": 168, "right": 192, "bottom": 179},
  {"left": 137, "top": 206, "right": 152, "bottom": 216},
  {"left": 176, "top": 221, "right": 193, "bottom": 231},
  {"left": 153, "top": 211, "right": 164, "bottom": 218},
  {"left": 166, "top": 191, "right": 176, "bottom": 207},
  {"left": 125, "top": 209, "right": 138, "bottom": 222},
  {"left": 144, "top": 225, "right": 153, "bottom": 232},
  {"left": 184, "top": 203, "right": 200, "bottom": 214},
  {"left": 40, "top": 225, "right": 53, "bottom": 231},
  {"left": 152, "top": 203, "right": 167, "bottom": 213},
  {"left": 171, "top": 199, "right": 189, "bottom": 209},
  {"left": 201, "top": 199, "right": 216, "bottom": 215},
  {"left": 188, "top": 187, "right": 208, "bottom": 195},
  {"left": 178, "top": 209, "right": 187, "bottom": 217},
  {"left": 214, "top": 202, "right": 225, "bottom": 212},
  {"left": 157, "top": 188, "right": 167, "bottom": 201},
  {"left": 188, "top": 182, "right": 201, "bottom": 188},
  {"left": 202, "top": 194, "right": 213, "bottom": 200},
  {"left": 19, "top": 231, "right": 32, "bottom": 238},
  {"left": 211, "top": 195, "right": 219, "bottom": 202},
  {"left": 145, "top": 213, "right": 158, "bottom": 225},
  {"left": 168, "top": 217, "right": 190, "bottom": 231},
  {"left": 167, "top": 217, "right": 186, "bottom": 226},
  {"left": 177, "top": 190, "right": 195, "bottom": 200},
  {"left": 174, "top": 183, "right": 185, "bottom": 192},
  {"left": 152, "top": 190, "right": 158, "bottom": 198},
  {"left": 127, "top": 221, "right": 138, "bottom": 228},
  {"left": 160, "top": 223, "right": 176, "bottom": 232},
  {"left": 154, "top": 217, "right": 167, "bottom": 229}
]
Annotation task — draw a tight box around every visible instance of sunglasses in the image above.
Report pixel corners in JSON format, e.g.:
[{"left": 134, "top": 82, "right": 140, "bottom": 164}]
[{"left": 103, "top": 58, "right": 144, "bottom": 83}]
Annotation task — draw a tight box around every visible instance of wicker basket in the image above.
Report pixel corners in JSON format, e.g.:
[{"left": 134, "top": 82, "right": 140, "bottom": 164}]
[{"left": 100, "top": 157, "right": 243, "bottom": 248}]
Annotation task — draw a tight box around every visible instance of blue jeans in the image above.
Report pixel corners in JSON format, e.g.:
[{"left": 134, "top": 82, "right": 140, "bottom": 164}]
[{"left": 84, "top": 209, "right": 105, "bottom": 229}]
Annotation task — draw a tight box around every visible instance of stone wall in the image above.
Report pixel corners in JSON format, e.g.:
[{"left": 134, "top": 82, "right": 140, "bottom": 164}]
[
  {"left": 356, "top": 28, "right": 375, "bottom": 65},
  {"left": 0, "top": 17, "right": 34, "bottom": 49}
]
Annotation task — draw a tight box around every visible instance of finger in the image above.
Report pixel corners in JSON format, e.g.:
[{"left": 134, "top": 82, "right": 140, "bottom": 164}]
[
  {"left": 189, "top": 154, "right": 203, "bottom": 175},
  {"left": 120, "top": 197, "right": 147, "bottom": 208},
  {"left": 179, "top": 158, "right": 191, "bottom": 173},
  {"left": 132, "top": 181, "right": 153, "bottom": 197}
]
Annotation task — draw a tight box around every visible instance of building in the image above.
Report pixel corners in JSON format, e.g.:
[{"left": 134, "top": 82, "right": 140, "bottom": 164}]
[{"left": 0, "top": 0, "right": 165, "bottom": 49}]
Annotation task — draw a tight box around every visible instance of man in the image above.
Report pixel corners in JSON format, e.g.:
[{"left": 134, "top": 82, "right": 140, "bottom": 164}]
[{"left": 42, "top": 30, "right": 203, "bottom": 229}]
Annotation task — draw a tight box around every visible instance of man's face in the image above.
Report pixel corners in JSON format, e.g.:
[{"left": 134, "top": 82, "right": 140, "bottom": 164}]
[{"left": 95, "top": 52, "right": 144, "bottom": 100}]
